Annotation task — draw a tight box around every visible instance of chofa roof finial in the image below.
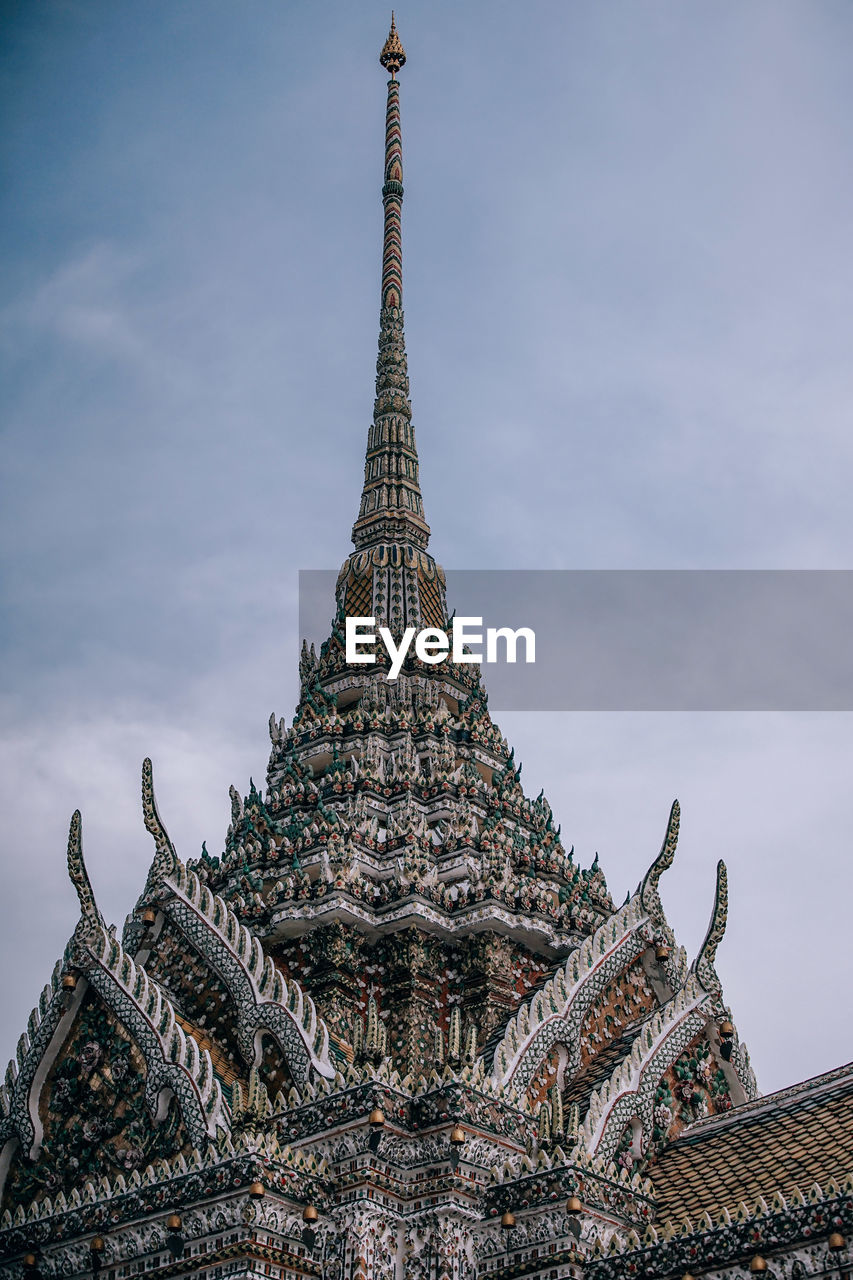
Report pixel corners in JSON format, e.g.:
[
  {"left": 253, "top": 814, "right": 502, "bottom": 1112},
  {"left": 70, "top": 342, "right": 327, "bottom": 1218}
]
[
  {"left": 693, "top": 859, "right": 729, "bottom": 995},
  {"left": 380, "top": 12, "right": 406, "bottom": 77},
  {"left": 66, "top": 809, "right": 104, "bottom": 929},
  {"left": 639, "top": 798, "right": 680, "bottom": 925},
  {"left": 142, "top": 757, "right": 179, "bottom": 890}
]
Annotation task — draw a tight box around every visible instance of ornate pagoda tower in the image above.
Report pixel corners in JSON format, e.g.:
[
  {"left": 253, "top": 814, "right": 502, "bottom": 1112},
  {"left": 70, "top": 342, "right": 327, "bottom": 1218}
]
[{"left": 1, "top": 20, "right": 851, "bottom": 1280}]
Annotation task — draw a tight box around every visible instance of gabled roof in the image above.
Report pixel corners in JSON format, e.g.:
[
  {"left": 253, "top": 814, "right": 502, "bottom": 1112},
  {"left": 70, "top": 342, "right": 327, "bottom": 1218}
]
[{"left": 651, "top": 1060, "right": 853, "bottom": 1221}]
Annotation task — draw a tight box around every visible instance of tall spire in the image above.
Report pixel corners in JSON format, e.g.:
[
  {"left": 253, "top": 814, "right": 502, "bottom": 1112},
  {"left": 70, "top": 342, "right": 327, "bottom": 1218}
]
[{"left": 351, "top": 16, "right": 430, "bottom": 552}]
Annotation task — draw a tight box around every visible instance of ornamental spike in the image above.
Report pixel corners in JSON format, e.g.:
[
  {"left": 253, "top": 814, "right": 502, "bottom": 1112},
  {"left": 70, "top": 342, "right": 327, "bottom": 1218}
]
[
  {"left": 639, "top": 798, "right": 680, "bottom": 924},
  {"left": 693, "top": 859, "right": 729, "bottom": 994},
  {"left": 352, "top": 19, "right": 430, "bottom": 551},
  {"left": 142, "top": 757, "right": 179, "bottom": 890},
  {"left": 66, "top": 810, "right": 103, "bottom": 929}
]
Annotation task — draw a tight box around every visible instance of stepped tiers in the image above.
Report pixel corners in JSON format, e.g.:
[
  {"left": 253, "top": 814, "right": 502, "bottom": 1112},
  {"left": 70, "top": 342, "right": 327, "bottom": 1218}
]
[{"left": 1, "top": 20, "right": 851, "bottom": 1280}]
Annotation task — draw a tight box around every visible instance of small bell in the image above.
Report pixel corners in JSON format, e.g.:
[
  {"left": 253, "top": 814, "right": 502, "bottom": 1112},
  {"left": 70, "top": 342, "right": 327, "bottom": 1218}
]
[{"left": 165, "top": 1213, "right": 185, "bottom": 1259}]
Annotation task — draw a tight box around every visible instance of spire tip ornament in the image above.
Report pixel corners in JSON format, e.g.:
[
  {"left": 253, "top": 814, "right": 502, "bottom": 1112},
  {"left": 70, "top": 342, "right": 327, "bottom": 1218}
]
[{"left": 380, "top": 13, "right": 406, "bottom": 77}]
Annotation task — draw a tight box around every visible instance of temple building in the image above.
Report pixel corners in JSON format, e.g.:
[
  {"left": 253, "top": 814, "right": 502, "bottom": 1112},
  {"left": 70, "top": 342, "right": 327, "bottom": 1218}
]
[{"left": 1, "top": 20, "right": 850, "bottom": 1280}]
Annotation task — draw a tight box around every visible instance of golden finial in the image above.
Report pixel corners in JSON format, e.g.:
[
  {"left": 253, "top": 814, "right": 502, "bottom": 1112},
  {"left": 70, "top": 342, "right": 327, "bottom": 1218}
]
[{"left": 380, "top": 13, "right": 406, "bottom": 77}]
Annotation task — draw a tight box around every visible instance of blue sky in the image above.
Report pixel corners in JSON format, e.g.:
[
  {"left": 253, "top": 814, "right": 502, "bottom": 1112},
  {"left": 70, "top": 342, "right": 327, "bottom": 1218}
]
[{"left": 2, "top": 1, "right": 853, "bottom": 1091}]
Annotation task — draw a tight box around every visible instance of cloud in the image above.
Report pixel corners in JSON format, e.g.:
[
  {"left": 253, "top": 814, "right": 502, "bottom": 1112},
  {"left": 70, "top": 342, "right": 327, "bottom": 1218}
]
[{"left": 2, "top": 244, "right": 149, "bottom": 364}]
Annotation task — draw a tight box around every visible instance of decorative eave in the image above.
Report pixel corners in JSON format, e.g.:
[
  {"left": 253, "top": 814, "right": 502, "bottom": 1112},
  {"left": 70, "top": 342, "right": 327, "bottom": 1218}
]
[
  {"left": 0, "top": 804, "right": 230, "bottom": 1213},
  {"left": 125, "top": 756, "right": 334, "bottom": 1081},
  {"left": 580, "top": 972, "right": 712, "bottom": 1161},
  {"left": 586, "top": 1171, "right": 853, "bottom": 1276},
  {"left": 0, "top": 958, "right": 68, "bottom": 1171},
  {"left": 488, "top": 803, "right": 685, "bottom": 1094},
  {"left": 67, "top": 922, "right": 228, "bottom": 1150},
  {"left": 487, "top": 891, "right": 677, "bottom": 1096},
  {"left": 266, "top": 892, "right": 585, "bottom": 955},
  {"left": 145, "top": 860, "right": 335, "bottom": 1081},
  {"left": 0, "top": 1126, "right": 331, "bottom": 1253}
]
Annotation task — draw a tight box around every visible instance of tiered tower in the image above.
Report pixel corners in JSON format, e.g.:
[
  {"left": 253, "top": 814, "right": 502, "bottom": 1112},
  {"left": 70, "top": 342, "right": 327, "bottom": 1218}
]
[
  {"left": 217, "top": 14, "right": 616, "bottom": 1079},
  {"left": 2, "top": 22, "right": 850, "bottom": 1280}
]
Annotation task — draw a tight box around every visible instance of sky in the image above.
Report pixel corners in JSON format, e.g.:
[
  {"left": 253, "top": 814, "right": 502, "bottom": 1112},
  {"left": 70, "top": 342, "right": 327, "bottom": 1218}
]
[{"left": 2, "top": 1, "right": 853, "bottom": 1095}]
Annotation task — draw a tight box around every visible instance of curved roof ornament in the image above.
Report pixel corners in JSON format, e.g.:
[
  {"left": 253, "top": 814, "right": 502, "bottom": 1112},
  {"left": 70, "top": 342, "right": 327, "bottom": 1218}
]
[
  {"left": 66, "top": 809, "right": 104, "bottom": 931},
  {"left": 639, "top": 799, "right": 680, "bottom": 927},
  {"left": 693, "top": 859, "right": 728, "bottom": 995},
  {"left": 142, "top": 757, "right": 179, "bottom": 890}
]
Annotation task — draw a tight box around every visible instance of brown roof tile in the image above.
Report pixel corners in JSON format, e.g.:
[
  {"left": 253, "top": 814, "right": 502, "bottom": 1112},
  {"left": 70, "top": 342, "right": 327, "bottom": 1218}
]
[{"left": 651, "top": 1061, "right": 853, "bottom": 1222}]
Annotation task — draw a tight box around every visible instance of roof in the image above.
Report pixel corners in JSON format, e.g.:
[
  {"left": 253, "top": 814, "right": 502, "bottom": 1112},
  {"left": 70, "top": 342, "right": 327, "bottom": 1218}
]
[
  {"left": 174, "top": 1010, "right": 241, "bottom": 1091},
  {"left": 651, "top": 1060, "right": 853, "bottom": 1222},
  {"left": 565, "top": 1023, "right": 646, "bottom": 1120}
]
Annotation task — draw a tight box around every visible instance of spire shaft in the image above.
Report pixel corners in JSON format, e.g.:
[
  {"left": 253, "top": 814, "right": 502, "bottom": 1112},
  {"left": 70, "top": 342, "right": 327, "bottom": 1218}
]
[
  {"left": 381, "top": 76, "right": 404, "bottom": 314},
  {"left": 352, "top": 20, "right": 430, "bottom": 552}
]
